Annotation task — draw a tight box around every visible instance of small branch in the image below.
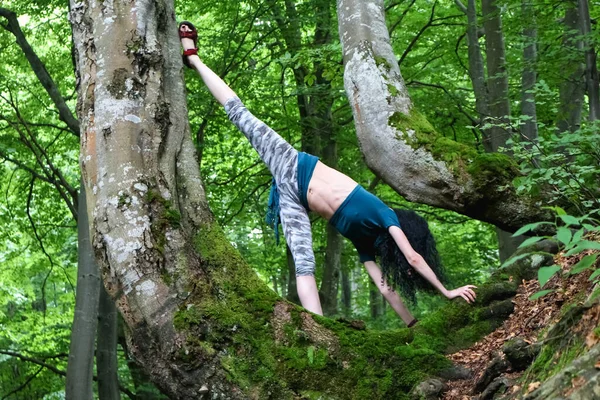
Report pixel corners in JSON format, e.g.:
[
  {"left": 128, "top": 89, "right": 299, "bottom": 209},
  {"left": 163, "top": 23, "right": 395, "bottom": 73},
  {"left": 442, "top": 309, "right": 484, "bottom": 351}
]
[
  {"left": 0, "top": 7, "right": 80, "bottom": 136},
  {"left": 0, "top": 350, "right": 136, "bottom": 400},
  {"left": 1, "top": 366, "right": 44, "bottom": 400}
]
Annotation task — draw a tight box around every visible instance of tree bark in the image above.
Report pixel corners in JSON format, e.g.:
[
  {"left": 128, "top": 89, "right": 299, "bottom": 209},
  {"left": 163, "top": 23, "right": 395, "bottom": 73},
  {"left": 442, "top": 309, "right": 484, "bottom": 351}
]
[
  {"left": 369, "top": 282, "right": 383, "bottom": 319},
  {"left": 341, "top": 266, "right": 352, "bottom": 317},
  {"left": 520, "top": 0, "right": 538, "bottom": 144},
  {"left": 336, "top": 0, "right": 551, "bottom": 232},
  {"left": 557, "top": 2, "right": 585, "bottom": 135},
  {"left": 66, "top": 185, "right": 100, "bottom": 400},
  {"left": 481, "top": 0, "right": 511, "bottom": 153},
  {"left": 97, "top": 286, "right": 121, "bottom": 400},
  {"left": 578, "top": 0, "right": 600, "bottom": 121}
]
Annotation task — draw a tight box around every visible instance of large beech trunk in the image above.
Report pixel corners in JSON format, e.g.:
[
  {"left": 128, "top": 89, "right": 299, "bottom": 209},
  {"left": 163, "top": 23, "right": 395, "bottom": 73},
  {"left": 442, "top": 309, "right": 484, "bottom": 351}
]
[{"left": 337, "top": 0, "right": 550, "bottom": 231}]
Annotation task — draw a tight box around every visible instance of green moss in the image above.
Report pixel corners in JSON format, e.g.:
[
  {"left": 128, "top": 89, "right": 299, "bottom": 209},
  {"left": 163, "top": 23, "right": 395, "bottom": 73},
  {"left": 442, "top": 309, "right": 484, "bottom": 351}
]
[
  {"left": 467, "top": 153, "right": 520, "bottom": 192},
  {"left": 118, "top": 192, "right": 130, "bottom": 208},
  {"left": 525, "top": 338, "right": 585, "bottom": 383},
  {"left": 387, "top": 83, "right": 399, "bottom": 97},
  {"left": 374, "top": 55, "right": 392, "bottom": 71},
  {"left": 389, "top": 109, "right": 477, "bottom": 178}
]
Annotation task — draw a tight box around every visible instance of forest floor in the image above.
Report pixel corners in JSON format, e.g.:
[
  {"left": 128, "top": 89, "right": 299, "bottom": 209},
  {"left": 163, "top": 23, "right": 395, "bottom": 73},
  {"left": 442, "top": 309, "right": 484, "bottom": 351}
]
[{"left": 442, "top": 246, "right": 600, "bottom": 399}]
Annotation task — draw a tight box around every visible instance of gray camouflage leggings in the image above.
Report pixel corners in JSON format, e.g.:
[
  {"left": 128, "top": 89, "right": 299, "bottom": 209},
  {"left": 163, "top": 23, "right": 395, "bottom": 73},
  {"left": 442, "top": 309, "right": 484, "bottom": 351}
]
[{"left": 225, "top": 97, "right": 316, "bottom": 276}]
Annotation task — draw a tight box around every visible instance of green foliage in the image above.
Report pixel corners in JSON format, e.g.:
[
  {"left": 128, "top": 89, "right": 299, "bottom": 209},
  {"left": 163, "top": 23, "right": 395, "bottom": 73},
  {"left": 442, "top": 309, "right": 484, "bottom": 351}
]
[
  {"left": 503, "top": 206, "right": 600, "bottom": 300},
  {"left": 509, "top": 121, "right": 600, "bottom": 212}
]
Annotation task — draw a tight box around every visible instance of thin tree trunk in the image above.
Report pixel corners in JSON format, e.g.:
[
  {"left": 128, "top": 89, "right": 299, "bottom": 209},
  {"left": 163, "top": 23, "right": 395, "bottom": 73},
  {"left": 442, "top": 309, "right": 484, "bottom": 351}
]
[
  {"left": 97, "top": 286, "right": 120, "bottom": 400},
  {"left": 66, "top": 184, "right": 100, "bottom": 400},
  {"left": 463, "top": 0, "right": 490, "bottom": 123},
  {"left": 520, "top": 0, "right": 538, "bottom": 145},
  {"left": 369, "top": 282, "right": 383, "bottom": 319},
  {"left": 341, "top": 266, "right": 352, "bottom": 317},
  {"left": 481, "top": 0, "right": 511, "bottom": 153},
  {"left": 578, "top": 0, "right": 600, "bottom": 121},
  {"left": 557, "top": 2, "right": 585, "bottom": 135},
  {"left": 320, "top": 224, "right": 342, "bottom": 315},
  {"left": 481, "top": 0, "right": 524, "bottom": 261},
  {"left": 286, "top": 245, "right": 301, "bottom": 304}
]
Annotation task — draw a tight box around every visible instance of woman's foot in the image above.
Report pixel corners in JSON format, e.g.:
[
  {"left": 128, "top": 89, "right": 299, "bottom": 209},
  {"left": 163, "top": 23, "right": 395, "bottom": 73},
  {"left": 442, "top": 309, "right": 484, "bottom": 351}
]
[{"left": 179, "top": 21, "right": 198, "bottom": 68}]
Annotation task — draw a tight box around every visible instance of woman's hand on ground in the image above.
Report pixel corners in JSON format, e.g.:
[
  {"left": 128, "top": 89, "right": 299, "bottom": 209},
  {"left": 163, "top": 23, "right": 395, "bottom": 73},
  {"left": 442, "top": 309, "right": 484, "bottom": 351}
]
[{"left": 445, "top": 285, "right": 477, "bottom": 303}]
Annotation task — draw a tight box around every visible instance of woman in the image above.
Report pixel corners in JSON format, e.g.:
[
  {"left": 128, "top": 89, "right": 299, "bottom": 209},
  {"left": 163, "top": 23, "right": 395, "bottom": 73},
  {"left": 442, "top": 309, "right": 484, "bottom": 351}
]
[{"left": 179, "top": 22, "right": 477, "bottom": 326}]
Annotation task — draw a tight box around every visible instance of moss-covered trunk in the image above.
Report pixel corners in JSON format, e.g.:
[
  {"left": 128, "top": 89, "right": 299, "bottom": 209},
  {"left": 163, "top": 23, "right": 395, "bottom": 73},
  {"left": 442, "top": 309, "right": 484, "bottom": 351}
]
[{"left": 336, "top": 0, "right": 551, "bottom": 232}]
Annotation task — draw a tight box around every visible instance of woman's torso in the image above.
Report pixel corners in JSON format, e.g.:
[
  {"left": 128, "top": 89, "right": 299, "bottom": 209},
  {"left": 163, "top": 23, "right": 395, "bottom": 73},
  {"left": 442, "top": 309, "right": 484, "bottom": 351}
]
[{"left": 306, "top": 161, "right": 358, "bottom": 220}]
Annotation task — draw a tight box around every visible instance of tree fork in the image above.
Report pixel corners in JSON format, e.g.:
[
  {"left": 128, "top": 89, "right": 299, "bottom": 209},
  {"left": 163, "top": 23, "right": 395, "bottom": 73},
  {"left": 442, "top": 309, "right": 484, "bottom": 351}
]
[{"left": 336, "top": 0, "right": 551, "bottom": 231}]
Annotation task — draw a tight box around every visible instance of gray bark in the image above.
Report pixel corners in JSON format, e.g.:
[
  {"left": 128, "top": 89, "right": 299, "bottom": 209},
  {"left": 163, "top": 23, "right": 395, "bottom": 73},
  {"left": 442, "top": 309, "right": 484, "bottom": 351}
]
[
  {"left": 369, "top": 282, "right": 384, "bottom": 319},
  {"left": 481, "top": 0, "right": 511, "bottom": 153},
  {"left": 520, "top": 0, "right": 538, "bottom": 144},
  {"left": 286, "top": 245, "right": 301, "bottom": 304},
  {"left": 557, "top": 2, "right": 585, "bottom": 135},
  {"left": 337, "top": 0, "right": 550, "bottom": 232},
  {"left": 464, "top": 0, "right": 490, "bottom": 124},
  {"left": 578, "top": 0, "right": 600, "bottom": 121},
  {"left": 66, "top": 185, "right": 101, "bottom": 400},
  {"left": 321, "top": 224, "right": 342, "bottom": 315},
  {"left": 341, "top": 266, "right": 352, "bottom": 317},
  {"left": 97, "top": 286, "right": 120, "bottom": 400}
]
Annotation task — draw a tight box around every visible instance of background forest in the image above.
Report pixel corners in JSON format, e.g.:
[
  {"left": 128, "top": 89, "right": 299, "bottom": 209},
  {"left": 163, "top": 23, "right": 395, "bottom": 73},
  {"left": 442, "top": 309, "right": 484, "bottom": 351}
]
[{"left": 0, "top": 0, "right": 599, "bottom": 398}]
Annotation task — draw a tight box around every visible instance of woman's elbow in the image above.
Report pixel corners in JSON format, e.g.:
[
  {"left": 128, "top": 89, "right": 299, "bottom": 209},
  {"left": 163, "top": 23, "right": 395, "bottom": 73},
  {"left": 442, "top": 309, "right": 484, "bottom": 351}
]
[{"left": 407, "top": 253, "right": 424, "bottom": 268}]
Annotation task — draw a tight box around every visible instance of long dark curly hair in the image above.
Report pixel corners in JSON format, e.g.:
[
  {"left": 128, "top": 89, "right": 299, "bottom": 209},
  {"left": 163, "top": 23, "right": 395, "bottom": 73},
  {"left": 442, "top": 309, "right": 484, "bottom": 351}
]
[{"left": 374, "top": 209, "right": 447, "bottom": 304}]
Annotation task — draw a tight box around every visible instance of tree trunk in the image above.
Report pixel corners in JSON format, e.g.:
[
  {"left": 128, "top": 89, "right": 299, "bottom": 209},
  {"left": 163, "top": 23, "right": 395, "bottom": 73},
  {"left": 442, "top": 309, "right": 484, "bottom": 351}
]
[
  {"left": 97, "top": 286, "right": 121, "bottom": 400},
  {"left": 336, "top": 0, "right": 550, "bottom": 232},
  {"left": 481, "top": 0, "right": 511, "bottom": 153},
  {"left": 66, "top": 184, "right": 100, "bottom": 400},
  {"left": 118, "top": 321, "right": 163, "bottom": 399},
  {"left": 286, "top": 245, "right": 301, "bottom": 304},
  {"left": 578, "top": 0, "right": 600, "bottom": 121},
  {"left": 341, "top": 266, "right": 352, "bottom": 317},
  {"left": 557, "top": 2, "right": 585, "bottom": 135},
  {"left": 369, "top": 282, "right": 383, "bottom": 319},
  {"left": 321, "top": 224, "right": 342, "bottom": 315},
  {"left": 464, "top": 0, "right": 490, "bottom": 125},
  {"left": 520, "top": 0, "right": 538, "bottom": 145}
]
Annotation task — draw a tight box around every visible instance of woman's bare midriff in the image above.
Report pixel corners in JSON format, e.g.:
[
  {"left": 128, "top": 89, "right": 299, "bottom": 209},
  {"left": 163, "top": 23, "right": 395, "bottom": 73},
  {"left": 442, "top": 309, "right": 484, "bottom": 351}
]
[{"left": 307, "top": 161, "right": 358, "bottom": 220}]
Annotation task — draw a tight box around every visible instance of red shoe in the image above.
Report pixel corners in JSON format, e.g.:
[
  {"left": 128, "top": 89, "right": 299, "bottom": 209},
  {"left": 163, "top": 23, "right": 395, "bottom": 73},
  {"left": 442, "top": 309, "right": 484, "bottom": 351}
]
[{"left": 179, "top": 21, "right": 198, "bottom": 68}]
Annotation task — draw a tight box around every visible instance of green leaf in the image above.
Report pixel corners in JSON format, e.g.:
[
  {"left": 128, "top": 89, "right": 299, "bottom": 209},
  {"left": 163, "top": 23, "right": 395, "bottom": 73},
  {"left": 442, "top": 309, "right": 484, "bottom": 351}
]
[
  {"left": 529, "top": 290, "right": 554, "bottom": 300},
  {"left": 513, "top": 222, "right": 554, "bottom": 237},
  {"left": 553, "top": 206, "right": 567, "bottom": 216},
  {"left": 538, "top": 265, "right": 561, "bottom": 287},
  {"left": 559, "top": 214, "right": 580, "bottom": 226},
  {"left": 307, "top": 346, "right": 315, "bottom": 364},
  {"left": 565, "top": 241, "right": 600, "bottom": 256},
  {"left": 556, "top": 227, "right": 572, "bottom": 247},
  {"left": 572, "top": 228, "right": 584, "bottom": 244},
  {"left": 589, "top": 269, "right": 600, "bottom": 281},
  {"left": 518, "top": 236, "right": 546, "bottom": 249},
  {"left": 570, "top": 254, "right": 599, "bottom": 275}
]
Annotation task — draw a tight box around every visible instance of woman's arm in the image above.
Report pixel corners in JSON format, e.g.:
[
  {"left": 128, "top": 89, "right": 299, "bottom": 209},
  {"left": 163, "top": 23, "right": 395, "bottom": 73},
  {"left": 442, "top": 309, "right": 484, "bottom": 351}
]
[
  {"left": 388, "top": 226, "right": 477, "bottom": 303},
  {"left": 181, "top": 37, "right": 237, "bottom": 106}
]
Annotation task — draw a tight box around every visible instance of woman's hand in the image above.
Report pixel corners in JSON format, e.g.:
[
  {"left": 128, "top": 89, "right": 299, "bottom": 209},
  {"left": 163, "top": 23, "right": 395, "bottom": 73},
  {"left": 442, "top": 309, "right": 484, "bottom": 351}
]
[{"left": 445, "top": 285, "right": 478, "bottom": 303}]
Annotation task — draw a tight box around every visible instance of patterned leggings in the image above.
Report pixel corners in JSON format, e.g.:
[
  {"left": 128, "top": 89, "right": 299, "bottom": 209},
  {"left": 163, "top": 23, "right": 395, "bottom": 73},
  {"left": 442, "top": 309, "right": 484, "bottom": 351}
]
[{"left": 225, "top": 97, "right": 315, "bottom": 276}]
